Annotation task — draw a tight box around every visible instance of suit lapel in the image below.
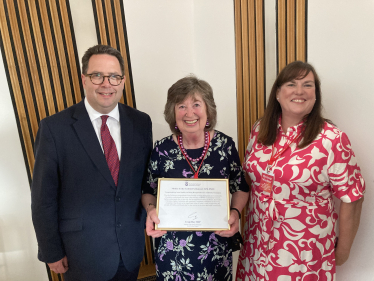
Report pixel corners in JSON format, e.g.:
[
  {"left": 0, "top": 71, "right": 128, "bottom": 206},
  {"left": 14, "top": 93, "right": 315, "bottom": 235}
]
[
  {"left": 72, "top": 101, "right": 116, "bottom": 189},
  {"left": 117, "top": 104, "right": 134, "bottom": 191}
]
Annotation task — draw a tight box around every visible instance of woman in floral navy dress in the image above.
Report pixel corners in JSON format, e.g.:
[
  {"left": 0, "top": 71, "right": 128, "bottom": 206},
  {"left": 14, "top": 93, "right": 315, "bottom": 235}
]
[
  {"left": 236, "top": 61, "right": 365, "bottom": 281},
  {"left": 142, "top": 76, "right": 249, "bottom": 281}
]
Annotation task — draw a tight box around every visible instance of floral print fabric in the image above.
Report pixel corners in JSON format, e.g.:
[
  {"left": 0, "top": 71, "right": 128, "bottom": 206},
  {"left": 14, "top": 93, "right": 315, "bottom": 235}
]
[
  {"left": 236, "top": 121, "right": 365, "bottom": 281},
  {"left": 142, "top": 131, "right": 249, "bottom": 281}
]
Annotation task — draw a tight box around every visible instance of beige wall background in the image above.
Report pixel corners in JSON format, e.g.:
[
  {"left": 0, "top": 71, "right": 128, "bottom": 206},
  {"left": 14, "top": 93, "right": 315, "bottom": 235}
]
[
  {"left": 0, "top": 0, "right": 372, "bottom": 280},
  {"left": 308, "top": 1, "right": 374, "bottom": 280}
]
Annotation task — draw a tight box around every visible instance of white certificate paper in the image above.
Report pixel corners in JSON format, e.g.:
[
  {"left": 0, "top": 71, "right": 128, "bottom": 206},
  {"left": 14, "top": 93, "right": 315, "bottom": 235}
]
[{"left": 155, "top": 178, "right": 230, "bottom": 231}]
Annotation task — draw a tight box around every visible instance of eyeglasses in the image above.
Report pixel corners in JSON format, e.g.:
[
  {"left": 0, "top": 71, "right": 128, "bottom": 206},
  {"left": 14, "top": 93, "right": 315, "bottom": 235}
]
[{"left": 86, "top": 73, "right": 124, "bottom": 86}]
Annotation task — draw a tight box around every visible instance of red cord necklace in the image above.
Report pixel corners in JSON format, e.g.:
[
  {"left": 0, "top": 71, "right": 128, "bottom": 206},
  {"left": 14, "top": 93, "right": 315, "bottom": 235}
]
[{"left": 177, "top": 132, "right": 211, "bottom": 178}]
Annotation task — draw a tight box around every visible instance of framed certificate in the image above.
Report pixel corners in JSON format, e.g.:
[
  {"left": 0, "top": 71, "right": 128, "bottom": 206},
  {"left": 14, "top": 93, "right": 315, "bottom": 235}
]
[{"left": 155, "top": 178, "right": 230, "bottom": 231}]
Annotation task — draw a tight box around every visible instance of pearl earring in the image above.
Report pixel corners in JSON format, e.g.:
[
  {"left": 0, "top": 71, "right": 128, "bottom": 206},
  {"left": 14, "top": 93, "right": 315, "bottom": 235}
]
[
  {"left": 175, "top": 124, "right": 178, "bottom": 130},
  {"left": 206, "top": 120, "right": 209, "bottom": 127}
]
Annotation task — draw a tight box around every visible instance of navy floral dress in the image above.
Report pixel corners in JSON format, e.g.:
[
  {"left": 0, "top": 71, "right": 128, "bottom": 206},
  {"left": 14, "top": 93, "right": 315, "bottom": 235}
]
[{"left": 142, "top": 131, "right": 249, "bottom": 281}]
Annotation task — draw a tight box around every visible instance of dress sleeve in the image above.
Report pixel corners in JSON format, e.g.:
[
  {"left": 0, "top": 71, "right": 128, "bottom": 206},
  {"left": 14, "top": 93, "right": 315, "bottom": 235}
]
[
  {"left": 328, "top": 131, "right": 365, "bottom": 202},
  {"left": 227, "top": 137, "right": 249, "bottom": 194},
  {"left": 142, "top": 141, "right": 162, "bottom": 196}
]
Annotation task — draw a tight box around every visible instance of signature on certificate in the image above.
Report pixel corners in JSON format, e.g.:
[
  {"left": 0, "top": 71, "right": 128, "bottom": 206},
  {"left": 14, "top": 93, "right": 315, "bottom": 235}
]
[{"left": 188, "top": 212, "right": 199, "bottom": 220}]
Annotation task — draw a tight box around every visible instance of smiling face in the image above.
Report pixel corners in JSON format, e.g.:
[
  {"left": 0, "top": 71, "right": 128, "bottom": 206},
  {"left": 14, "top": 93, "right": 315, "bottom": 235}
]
[
  {"left": 276, "top": 71, "right": 316, "bottom": 123},
  {"left": 82, "top": 54, "right": 125, "bottom": 114},
  {"left": 175, "top": 93, "right": 208, "bottom": 136}
]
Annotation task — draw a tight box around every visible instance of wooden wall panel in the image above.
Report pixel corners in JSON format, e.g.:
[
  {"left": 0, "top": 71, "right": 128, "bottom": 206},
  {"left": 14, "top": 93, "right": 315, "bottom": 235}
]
[
  {"left": 234, "top": 0, "right": 266, "bottom": 231},
  {"left": 0, "top": 0, "right": 83, "bottom": 280},
  {"left": 234, "top": 0, "right": 266, "bottom": 165},
  {"left": 277, "top": 0, "right": 287, "bottom": 72},
  {"left": 277, "top": 0, "right": 307, "bottom": 72},
  {"left": 0, "top": 0, "right": 83, "bottom": 181},
  {"left": 92, "top": 0, "right": 135, "bottom": 108},
  {"left": 296, "top": 0, "right": 306, "bottom": 61}
]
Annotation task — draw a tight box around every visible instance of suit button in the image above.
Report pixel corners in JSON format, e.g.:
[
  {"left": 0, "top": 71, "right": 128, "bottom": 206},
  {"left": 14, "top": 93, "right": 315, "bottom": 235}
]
[
  {"left": 116, "top": 197, "right": 121, "bottom": 202},
  {"left": 117, "top": 223, "right": 122, "bottom": 228}
]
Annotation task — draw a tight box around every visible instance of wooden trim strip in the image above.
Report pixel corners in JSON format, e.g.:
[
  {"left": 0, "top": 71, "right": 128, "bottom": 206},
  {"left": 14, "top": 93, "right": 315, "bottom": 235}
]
[
  {"left": 104, "top": 0, "right": 116, "bottom": 49},
  {"left": 0, "top": 0, "right": 32, "bottom": 181},
  {"left": 241, "top": 0, "right": 250, "bottom": 158},
  {"left": 14, "top": 0, "right": 42, "bottom": 125},
  {"left": 286, "top": 0, "right": 296, "bottom": 64},
  {"left": 55, "top": 0, "right": 76, "bottom": 106},
  {"left": 6, "top": 0, "right": 38, "bottom": 141},
  {"left": 60, "top": 0, "right": 84, "bottom": 103},
  {"left": 234, "top": 0, "right": 266, "bottom": 232},
  {"left": 22, "top": 1, "right": 48, "bottom": 121},
  {"left": 114, "top": 0, "right": 132, "bottom": 107},
  {"left": 248, "top": 0, "right": 256, "bottom": 142},
  {"left": 92, "top": 0, "right": 135, "bottom": 108},
  {"left": 93, "top": 0, "right": 107, "bottom": 45},
  {"left": 46, "top": 0, "right": 68, "bottom": 110},
  {"left": 296, "top": 0, "right": 306, "bottom": 61},
  {"left": 39, "top": 0, "right": 65, "bottom": 112},
  {"left": 3, "top": 0, "right": 36, "bottom": 178},
  {"left": 30, "top": 0, "right": 57, "bottom": 116},
  {"left": 49, "top": 0, "right": 72, "bottom": 108},
  {"left": 119, "top": 0, "right": 135, "bottom": 107},
  {"left": 277, "top": 0, "right": 286, "bottom": 72},
  {"left": 234, "top": 0, "right": 244, "bottom": 162},
  {"left": 278, "top": 0, "right": 307, "bottom": 70},
  {"left": 0, "top": 0, "right": 83, "bottom": 189},
  {"left": 255, "top": 0, "right": 265, "bottom": 118}
]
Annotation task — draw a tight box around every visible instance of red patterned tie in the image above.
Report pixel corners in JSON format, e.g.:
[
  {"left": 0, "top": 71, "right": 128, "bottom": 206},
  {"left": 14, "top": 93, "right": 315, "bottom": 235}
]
[{"left": 101, "top": 115, "right": 120, "bottom": 186}]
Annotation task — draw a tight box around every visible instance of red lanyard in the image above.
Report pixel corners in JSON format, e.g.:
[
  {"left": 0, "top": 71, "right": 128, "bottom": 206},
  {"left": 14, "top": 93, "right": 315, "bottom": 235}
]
[
  {"left": 178, "top": 132, "right": 211, "bottom": 178},
  {"left": 267, "top": 131, "right": 301, "bottom": 172}
]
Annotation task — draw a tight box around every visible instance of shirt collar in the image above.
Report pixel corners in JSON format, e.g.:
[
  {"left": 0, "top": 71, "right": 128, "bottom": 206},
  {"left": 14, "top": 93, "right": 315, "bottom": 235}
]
[
  {"left": 277, "top": 116, "right": 304, "bottom": 134},
  {"left": 84, "top": 98, "right": 120, "bottom": 122}
]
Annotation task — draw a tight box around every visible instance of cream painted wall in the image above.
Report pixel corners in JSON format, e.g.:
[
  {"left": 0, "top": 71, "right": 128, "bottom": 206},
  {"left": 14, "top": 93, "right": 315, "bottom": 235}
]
[
  {"left": 69, "top": 0, "right": 98, "bottom": 62},
  {"left": 123, "top": 0, "right": 239, "bottom": 145},
  {"left": 308, "top": 1, "right": 374, "bottom": 280},
  {"left": 193, "top": 0, "right": 237, "bottom": 142},
  {"left": 123, "top": 0, "right": 195, "bottom": 143}
]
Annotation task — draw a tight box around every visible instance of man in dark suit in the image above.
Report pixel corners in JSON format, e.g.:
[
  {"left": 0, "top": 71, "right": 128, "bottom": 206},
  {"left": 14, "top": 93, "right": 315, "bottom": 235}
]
[{"left": 31, "top": 45, "right": 152, "bottom": 281}]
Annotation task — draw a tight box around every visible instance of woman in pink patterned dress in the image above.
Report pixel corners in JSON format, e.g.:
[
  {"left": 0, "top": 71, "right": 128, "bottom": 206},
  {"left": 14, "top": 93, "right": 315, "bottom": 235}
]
[{"left": 236, "top": 61, "right": 365, "bottom": 281}]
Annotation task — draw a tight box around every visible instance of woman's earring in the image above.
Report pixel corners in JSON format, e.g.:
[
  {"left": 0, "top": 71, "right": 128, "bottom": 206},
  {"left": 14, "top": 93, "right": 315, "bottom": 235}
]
[
  {"left": 175, "top": 124, "right": 178, "bottom": 130},
  {"left": 206, "top": 120, "right": 209, "bottom": 127}
]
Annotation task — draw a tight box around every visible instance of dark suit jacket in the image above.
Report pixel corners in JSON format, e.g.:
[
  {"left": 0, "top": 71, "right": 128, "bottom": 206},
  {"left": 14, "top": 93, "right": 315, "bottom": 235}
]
[{"left": 31, "top": 100, "right": 152, "bottom": 281}]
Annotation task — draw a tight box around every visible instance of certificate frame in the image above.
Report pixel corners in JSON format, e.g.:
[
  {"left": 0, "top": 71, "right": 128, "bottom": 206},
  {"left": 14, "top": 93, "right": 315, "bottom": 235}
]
[{"left": 155, "top": 178, "right": 230, "bottom": 231}]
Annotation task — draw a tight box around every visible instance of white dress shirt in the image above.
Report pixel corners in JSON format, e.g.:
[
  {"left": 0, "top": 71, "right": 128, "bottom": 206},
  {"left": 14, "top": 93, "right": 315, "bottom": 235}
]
[{"left": 84, "top": 98, "right": 121, "bottom": 160}]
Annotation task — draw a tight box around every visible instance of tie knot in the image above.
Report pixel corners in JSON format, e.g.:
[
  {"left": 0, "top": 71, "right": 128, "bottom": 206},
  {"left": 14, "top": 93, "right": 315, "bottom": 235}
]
[{"left": 101, "top": 115, "right": 109, "bottom": 124}]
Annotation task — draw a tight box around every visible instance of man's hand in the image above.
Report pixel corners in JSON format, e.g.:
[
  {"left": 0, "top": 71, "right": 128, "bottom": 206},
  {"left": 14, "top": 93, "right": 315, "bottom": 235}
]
[{"left": 48, "top": 256, "right": 68, "bottom": 274}]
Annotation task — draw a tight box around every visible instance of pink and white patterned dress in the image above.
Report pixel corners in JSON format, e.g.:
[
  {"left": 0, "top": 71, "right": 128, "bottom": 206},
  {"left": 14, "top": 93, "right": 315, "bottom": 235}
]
[{"left": 236, "top": 120, "right": 365, "bottom": 281}]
